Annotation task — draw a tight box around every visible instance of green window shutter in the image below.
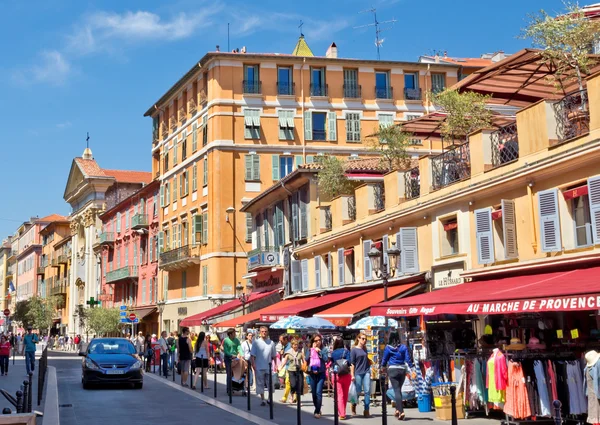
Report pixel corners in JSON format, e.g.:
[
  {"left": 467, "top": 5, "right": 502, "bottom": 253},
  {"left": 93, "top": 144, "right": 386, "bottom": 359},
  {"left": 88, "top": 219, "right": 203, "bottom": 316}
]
[
  {"left": 252, "top": 154, "right": 260, "bottom": 181},
  {"left": 165, "top": 182, "right": 170, "bottom": 205},
  {"left": 192, "top": 164, "right": 197, "bottom": 191},
  {"left": 158, "top": 232, "right": 164, "bottom": 253},
  {"left": 202, "top": 266, "right": 208, "bottom": 296},
  {"left": 304, "top": 111, "right": 312, "bottom": 141},
  {"left": 116, "top": 212, "right": 121, "bottom": 233},
  {"left": 192, "top": 122, "right": 198, "bottom": 152},
  {"left": 172, "top": 177, "right": 177, "bottom": 201},
  {"left": 194, "top": 214, "right": 202, "bottom": 245},
  {"left": 159, "top": 185, "right": 164, "bottom": 207},
  {"left": 202, "top": 213, "right": 208, "bottom": 244},
  {"left": 295, "top": 155, "right": 303, "bottom": 169},
  {"left": 245, "top": 213, "right": 253, "bottom": 243},
  {"left": 272, "top": 155, "right": 280, "bottom": 181},
  {"left": 306, "top": 155, "right": 314, "bottom": 164},
  {"left": 245, "top": 155, "right": 252, "bottom": 180},
  {"left": 173, "top": 140, "right": 178, "bottom": 165},
  {"left": 327, "top": 111, "right": 337, "bottom": 141},
  {"left": 203, "top": 157, "right": 208, "bottom": 186}
]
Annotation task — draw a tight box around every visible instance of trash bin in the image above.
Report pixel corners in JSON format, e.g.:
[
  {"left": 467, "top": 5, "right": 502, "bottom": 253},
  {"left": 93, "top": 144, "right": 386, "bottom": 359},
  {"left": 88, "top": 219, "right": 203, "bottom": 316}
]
[{"left": 418, "top": 393, "right": 432, "bottom": 412}]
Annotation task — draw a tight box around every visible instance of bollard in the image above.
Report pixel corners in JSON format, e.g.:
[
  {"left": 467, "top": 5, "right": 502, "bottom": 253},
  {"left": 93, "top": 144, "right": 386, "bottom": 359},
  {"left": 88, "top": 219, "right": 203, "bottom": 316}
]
[
  {"left": 296, "top": 370, "right": 302, "bottom": 425},
  {"left": 268, "top": 368, "right": 273, "bottom": 420},
  {"left": 228, "top": 359, "right": 232, "bottom": 405},
  {"left": 12, "top": 348, "right": 14, "bottom": 366},
  {"left": 27, "top": 373, "right": 32, "bottom": 413},
  {"left": 2, "top": 408, "right": 10, "bottom": 414},
  {"left": 381, "top": 373, "right": 388, "bottom": 425},
  {"left": 333, "top": 370, "right": 338, "bottom": 425},
  {"left": 200, "top": 356, "right": 204, "bottom": 393},
  {"left": 172, "top": 360, "right": 175, "bottom": 382},
  {"left": 450, "top": 385, "right": 457, "bottom": 425},
  {"left": 552, "top": 400, "right": 562, "bottom": 425},
  {"left": 214, "top": 359, "right": 217, "bottom": 398},
  {"left": 190, "top": 363, "right": 193, "bottom": 389},
  {"left": 22, "top": 381, "right": 29, "bottom": 414},
  {"left": 15, "top": 390, "right": 22, "bottom": 414},
  {"left": 247, "top": 364, "right": 251, "bottom": 411}
]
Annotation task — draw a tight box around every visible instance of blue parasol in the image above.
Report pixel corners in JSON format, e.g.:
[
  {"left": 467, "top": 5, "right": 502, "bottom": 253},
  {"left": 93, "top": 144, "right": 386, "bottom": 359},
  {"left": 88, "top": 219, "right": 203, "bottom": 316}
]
[
  {"left": 298, "top": 317, "right": 336, "bottom": 330},
  {"left": 270, "top": 315, "right": 304, "bottom": 329},
  {"left": 348, "top": 316, "right": 399, "bottom": 329}
]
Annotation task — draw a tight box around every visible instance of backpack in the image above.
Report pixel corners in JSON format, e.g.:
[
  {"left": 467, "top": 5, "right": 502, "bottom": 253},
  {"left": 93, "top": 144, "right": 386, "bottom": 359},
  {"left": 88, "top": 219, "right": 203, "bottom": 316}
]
[
  {"left": 335, "top": 349, "right": 350, "bottom": 376},
  {"left": 146, "top": 345, "right": 154, "bottom": 358}
]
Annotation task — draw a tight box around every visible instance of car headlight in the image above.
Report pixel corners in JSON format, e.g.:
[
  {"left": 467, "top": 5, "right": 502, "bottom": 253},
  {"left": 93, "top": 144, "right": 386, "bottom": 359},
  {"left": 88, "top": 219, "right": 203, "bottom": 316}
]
[
  {"left": 85, "top": 358, "right": 99, "bottom": 370},
  {"left": 130, "top": 360, "right": 143, "bottom": 369}
]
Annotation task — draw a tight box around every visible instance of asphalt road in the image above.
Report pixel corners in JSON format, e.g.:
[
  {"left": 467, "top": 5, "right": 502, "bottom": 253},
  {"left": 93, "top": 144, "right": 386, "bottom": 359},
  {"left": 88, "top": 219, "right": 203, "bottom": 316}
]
[{"left": 52, "top": 353, "right": 247, "bottom": 425}]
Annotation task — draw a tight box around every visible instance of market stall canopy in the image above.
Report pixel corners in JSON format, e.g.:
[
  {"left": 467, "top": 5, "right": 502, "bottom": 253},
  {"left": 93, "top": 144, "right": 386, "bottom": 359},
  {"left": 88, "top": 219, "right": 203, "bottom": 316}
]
[
  {"left": 213, "top": 296, "right": 316, "bottom": 328},
  {"left": 399, "top": 112, "right": 515, "bottom": 140},
  {"left": 348, "top": 316, "right": 399, "bottom": 329},
  {"left": 180, "top": 289, "right": 278, "bottom": 327},
  {"left": 371, "top": 266, "right": 600, "bottom": 317},
  {"left": 270, "top": 315, "right": 304, "bottom": 329},
  {"left": 452, "top": 48, "right": 600, "bottom": 107},
  {"left": 298, "top": 317, "right": 336, "bottom": 330}
]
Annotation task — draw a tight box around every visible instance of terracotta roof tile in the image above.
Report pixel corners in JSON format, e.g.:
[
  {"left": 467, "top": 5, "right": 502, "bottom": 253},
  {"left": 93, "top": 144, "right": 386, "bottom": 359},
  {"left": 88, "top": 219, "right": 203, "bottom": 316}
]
[
  {"left": 74, "top": 158, "right": 106, "bottom": 178},
  {"left": 103, "top": 169, "right": 152, "bottom": 184},
  {"left": 37, "top": 214, "right": 69, "bottom": 223},
  {"left": 299, "top": 157, "right": 389, "bottom": 173}
]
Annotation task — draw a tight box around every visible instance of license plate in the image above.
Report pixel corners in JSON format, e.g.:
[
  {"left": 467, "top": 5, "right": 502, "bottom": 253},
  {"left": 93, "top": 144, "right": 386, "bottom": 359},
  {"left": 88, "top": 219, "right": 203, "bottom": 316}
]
[{"left": 106, "top": 370, "right": 125, "bottom": 375}]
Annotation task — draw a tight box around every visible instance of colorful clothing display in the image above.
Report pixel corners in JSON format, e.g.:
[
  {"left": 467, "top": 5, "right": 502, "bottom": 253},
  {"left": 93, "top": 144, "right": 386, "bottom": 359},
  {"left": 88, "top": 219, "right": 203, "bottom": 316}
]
[
  {"left": 504, "top": 361, "right": 531, "bottom": 419},
  {"left": 487, "top": 350, "right": 507, "bottom": 403}
]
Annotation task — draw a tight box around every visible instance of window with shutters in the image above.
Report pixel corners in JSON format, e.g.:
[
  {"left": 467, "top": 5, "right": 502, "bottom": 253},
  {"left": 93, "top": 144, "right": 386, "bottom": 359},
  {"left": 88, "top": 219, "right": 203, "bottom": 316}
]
[
  {"left": 323, "top": 253, "right": 333, "bottom": 287},
  {"left": 244, "top": 154, "right": 260, "bottom": 181},
  {"left": 244, "top": 108, "right": 260, "bottom": 139},
  {"left": 181, "top": 131, "right": 188, "bottom": 161},
  {"left": 163, "top": 274, "right": 169, "bottom": 301},
  {"left": 301, "top": 259, "right": 309, "bottom": 291},
  {"left": 163, "top": 151, "right": 170, "bottom": 172},
  {"left": 182, "top": 221, "right": 188, "bottom": 246},
  {"left": 274, "top": 201, "right": 285, "bottom": 248},
  {"left": 133, "top": 244, "right": 138, "bottom": 267},
  {"left": 202, "top": 265, "right": 208, "bottom": 296},
  {"left": 538, "top": 189, "right": 562, "bottom": 252},
  {"left": 291, "top": 260, "right": 301, "bottom": 293},
  {"left": 192, "top": 164, "right": 197, "bottom": 192},
  {"left": 314, "top": 256, "right": 321, "bottom": 289},
  {"left": 245, "top": 213, "right": 253, "bottom": 243},
  {"left": 489, "top": 200, "right": 519, "bottom": 261},
  {"left": 344, "top": 249, "right": 355, "bottom": 284},
  {"left": 363, "top": 240, "right": 372, "bottom": 281},
  {"left": 125, "top": 210, "right": 130, "bottom": 230},
  {"left": 279, "top": 156, "right": 294, "bottom": 179},
  {"left": 312, "top": 112, "right": 327, "bottom": 141},
  {"left": 172, "top": 176, "right": 177, "bottom": 202},
  {"left": 378, "top": 113, "right": 394, "bottom": 132},
  {"left": 345, "top": 112, "right": 361, "bottom": 142},
  {"left": 474, "top": 208, "right": 494, "bottom": 265},
  {"left": 116, "top": 212, "right": 121, "bottom": 233},
  {"left": 431, "top": 73, "right": 446, "bottom": 94},
  {"left": 278, "top": 110, "right": 295, "bottom": 140},
  {"left": 142, "top": 279, "right": 146, "bottom": 305},
  {"left": 173, "top": 139, "right": 178, "bottom": 166},
  {"left": 192, "top": 214, "right": 201, "bottom": 245},
  {"left": 203, "top": 157, "right": 208, "bottom": 186},
  {"left": 202, "top": 212, "right": 208, "bottom": 244},
  {"left": 441, "top": 217, "right": 459, "bottom": 257},
  {"left": 180, "top": 171, "right": 189, "bottom": 197},
  {"left": 571, "top": 195, "right": 592, "bottom": 247},
  {"left": 202, "top": 114, "right": 208, "bottom": 146},
  {"left": 192, "top": 123, "right": 198, "bottom": 152}
]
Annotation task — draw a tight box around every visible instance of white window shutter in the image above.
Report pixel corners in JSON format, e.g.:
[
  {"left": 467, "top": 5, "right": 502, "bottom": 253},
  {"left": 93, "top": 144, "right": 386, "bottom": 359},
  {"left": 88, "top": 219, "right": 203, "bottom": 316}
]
[
  {"left": 538, "top": 189, "right": 562, "bottom": 252},
  {"left": 159, "top": 185, "right": 164, "bottom": 207},
  {"left": 337, "top": 248, "right": 345, "bottom": 285},
  {"left": 475, "top": 208, "right": 495, "bottom": 264},
  {"left": 400, "top": 227, "right": 419, "bottom": 273},
  {"left": 395, "top": 232, "right": 402, "bottom": 274},
  {"left": 587, "top": 176, "right": 600, "bottom": 244},
  {"left": 304, "top": 111, "right": 312, "bottom": 141},
  {"left": 328, "top": 111, "right": 337, "bottom": 141},
  {"left": 252, "top": 154, "right": 260, "bottom": 180},
  {"left": 158, "top": 232, "right": 164, "bottom": 253},
  {"left": 501, "top": 199, "right": 518, "bottom": 259},
  {"left": 314, "top": 256, "right": 321, "bottom": 289},
  {"left": 363, "top": 240, "right": 372, "bottom": 281},
  {"left": 301, "top": 259, "right": 309, "bottom": 291},
  {"left": 291, "top": 260, "right": 301, "bottom": 293},
  {"left": 244, "top": 155, "right": 252, "bottom": 180},
  {"left": 327, "top": 252, "right": 333, "bottom": 287}
]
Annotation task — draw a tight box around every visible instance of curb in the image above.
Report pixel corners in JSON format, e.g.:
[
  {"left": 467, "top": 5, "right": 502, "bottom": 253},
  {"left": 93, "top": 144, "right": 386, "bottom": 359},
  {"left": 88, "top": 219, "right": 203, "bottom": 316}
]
[{"left": 43, "top": 366, "right": 59, "bottom": 425}]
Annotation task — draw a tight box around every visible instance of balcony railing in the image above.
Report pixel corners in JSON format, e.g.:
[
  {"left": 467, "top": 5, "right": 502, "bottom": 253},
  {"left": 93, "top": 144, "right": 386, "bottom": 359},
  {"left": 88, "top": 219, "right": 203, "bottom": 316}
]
[
  {"left": 348, "top": 195, "right": 356, "bottom": 221},
  {"left": 312, "top": 129, "right": 326, "bottom": 141},
  {"left": 310, "top": 84, "right": 328, "bottom": 97},
  {"left": 106, "top": 266, "right": 139, "bottom": 284},
  {"left": 243, "top": 80, "right": 262, "bottom": 94},
  {"left": 98, "top": 232, "right": 115, "bottom": 246},
  {"left": 344, "top": 84, "right": 362, "bottom": 99},
  {"left": 404, "top": 88, "right": 422, "bottom": 100},
  {"left": 131, "top": 214, "right": 149, "bottom": 229},
  {"left": 161, "top": 125, "right": 168, "bottom": 139},
  {"left": 159, "top": 245, "right": 200, "bottom": 271},
  {"left": 374, "top": 183, "right": 385, "bottom": 212},
  {"left": 58, "top": 254, "right": 68, "bottom": 264},
  {"left": 491, "top": 122, "right": 519, "bottom": 168},
  {"left": 188, "top": 98, "right": 197, "bottom": 116},
  {"left": 324, "top": 208, "right": 332, "bottom": 231},
  {"left": 247, "top": 248, "right": 280, "bottom": 271},
  {"left": 376, "top": 86, "right": 393, "bottom": 99},
  {"left": 169, "top": 116, "right": 177, "bottom": 131},
  {"left": 36, "top": 266, "right": 45, "bottom": 275},
  {"left": 152, "top": 128, "right": 159, "bottom": 143},
  {"left": 553, "top": 90, "right": 590, "bottom": 144},
  {"left": 405, "top": 167, "right": 420, "bottom": 199},
  {"left": 49, "top": 279, "right": 68, "bottom": 296},
  {"left": 431, "top": 142, "right": 471, "bottom": 190},
  {"left": 178, "top": 107, "right": 186, "bottom": 124},
  {"left": 277, "top": 82, "right": 295, "bottom": 96}
]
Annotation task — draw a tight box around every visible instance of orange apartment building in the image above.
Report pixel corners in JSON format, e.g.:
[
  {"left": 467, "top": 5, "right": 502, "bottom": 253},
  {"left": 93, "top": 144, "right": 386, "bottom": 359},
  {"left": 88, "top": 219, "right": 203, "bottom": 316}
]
[{"left": 145, "top": 36, "right": 482, "bottom": 329}]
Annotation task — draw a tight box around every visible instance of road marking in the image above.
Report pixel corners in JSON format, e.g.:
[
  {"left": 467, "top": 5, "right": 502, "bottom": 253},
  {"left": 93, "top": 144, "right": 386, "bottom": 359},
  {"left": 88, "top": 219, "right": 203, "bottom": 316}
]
[{"left": 145, "top": 373, "right": 278, "bottom": 425}]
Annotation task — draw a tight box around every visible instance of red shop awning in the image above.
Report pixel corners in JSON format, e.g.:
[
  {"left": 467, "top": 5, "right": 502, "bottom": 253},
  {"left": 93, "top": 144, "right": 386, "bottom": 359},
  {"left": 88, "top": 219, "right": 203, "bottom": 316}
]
[
  {"left": 214, "top": 296, "right": 316, "bottom": 328},
  {"left": 180, "top": 289, "right": 278, "bottom": 326},
  {"left": 371, "top": 266, "right": 600, "bottom": 317},
  {"left": 262, "top": 289, "right": 369, "bottom": 322},
  {"left": 562, "top": 185, "right": 588, "bottom": 200}
]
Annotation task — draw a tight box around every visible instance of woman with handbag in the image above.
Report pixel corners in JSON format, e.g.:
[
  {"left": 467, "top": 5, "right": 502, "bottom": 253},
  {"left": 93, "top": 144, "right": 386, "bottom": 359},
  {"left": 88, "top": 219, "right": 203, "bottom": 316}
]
[
  {"left": 382, "top": 333, "right": 414, "bottom": 421},
  {"left": 330, "top": 338, "right": 352, "bottom": 419},
  {"left": 350, "top": 333, "right": 372, "bottom": 418},
  {"left": 307, "top": 334, "right": 327, "bottom": 419},
  {"left": 279, "top": 339, "right": 305, "bottom": 404}
]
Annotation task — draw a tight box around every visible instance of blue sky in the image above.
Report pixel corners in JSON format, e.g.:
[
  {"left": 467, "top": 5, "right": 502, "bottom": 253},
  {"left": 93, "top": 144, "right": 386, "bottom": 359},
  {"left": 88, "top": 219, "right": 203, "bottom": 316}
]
[{"left": 0, "top": 0, "right": 569, "bottom": 238}]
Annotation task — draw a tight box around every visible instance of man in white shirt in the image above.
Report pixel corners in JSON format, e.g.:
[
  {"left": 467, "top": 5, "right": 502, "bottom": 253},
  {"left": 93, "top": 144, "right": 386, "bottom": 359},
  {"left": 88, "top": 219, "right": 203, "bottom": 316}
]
[
  {"left": 250, "top": 327, "right": 276, "bottom": 406},
  {"left": 135, "top": 332, "right": 145, "bottom": 355},
  {"left": 158, "top": 331, "right": 169, "bottom": 378}
]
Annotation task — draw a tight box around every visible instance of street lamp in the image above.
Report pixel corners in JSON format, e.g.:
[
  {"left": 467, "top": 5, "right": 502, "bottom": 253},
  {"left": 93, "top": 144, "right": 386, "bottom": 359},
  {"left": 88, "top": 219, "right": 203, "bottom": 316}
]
[
  {"left": 236, "top": 281, "right": 253, "bottom": 316},
  {"left": 157, "top": 300, "right": 166, "bottom": 334}
]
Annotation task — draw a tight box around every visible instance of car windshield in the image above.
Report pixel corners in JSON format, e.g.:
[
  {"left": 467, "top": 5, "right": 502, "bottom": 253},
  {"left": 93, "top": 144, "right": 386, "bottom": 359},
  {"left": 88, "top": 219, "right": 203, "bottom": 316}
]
[{"left": 87, "top": 340, "right": 136, "bottom": 355}]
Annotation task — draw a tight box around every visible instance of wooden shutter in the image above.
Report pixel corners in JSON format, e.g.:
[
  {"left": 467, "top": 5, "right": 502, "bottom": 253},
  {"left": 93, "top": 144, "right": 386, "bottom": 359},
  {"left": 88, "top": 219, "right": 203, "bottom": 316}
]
[
  {"left": 327, "top": 252, "right": 333, "bottom": 287},
  {"left": 382, "top": 234, "right": 389, "bottom": 267},
  {"left": 158, "top": 231, "right": 164, "bottom": 253},
  {"left": 314, "top": 256, "right": 321, "bottom": 289},
  {"left": 295, "top": 155, "right": 303, "bottom": 169},
  {"left": 363, "top": 240, "right": 372, "bottom": 281},
  {"left": 193, "top": 215, "right": 202, "bottom": 245},
  {"left": 337, "top": 248, "right": 345, "bottom": 285},
  {"left": 252, "top": 154, "right": 260, "bottom": 181},
  {"left": 327, "top": 111, "right": 337, "bottom": 141},
  {"left": 475, "top": 208, "right": 495, "bottom": 264},
  {"left": 306, "top": 155, "right": 314, "bottom": 164},
  {"left": 301, "top": 259, "right": 309, "bottom": 291},
  {"left": 299, "top": 188, "right": 308, "bottom": 239},
  {"left": 275, "top": 202, "right": 285, "bottom": 248},
  {"left": 245, "top": 155, "right": 252, "bottom": 180},
  {"left": 202, "top": 213, "right": 208, "bottom": 244},
  {"left": 304, "top": 111, "right": 312, "bottom": 141},
  {"left": 588, "top": 176, "right": 600, "bottom": 244},
  {"left": 244, "top": 109, "right": 252, "bottom": 139},
  {"left": 192, "top": 122, "right": 197, "bottom": 151},
  {"left": 399, "top": 227, "right": 419, "bottom": 273},
  {"left": 291, "top": 193, "right": 299, "bottom": 241},
  {"left": 245, "top": 213, "right": 253, "bottom": 243},
  {"left": 291, "top": 260, "right": 301, "bottom": 293},
  {"left": 538, "top": 189, "right": 562, "bottom": 252},
  {"left": 272, "top": 155, "right": 280, "bottom": 181},
  {"left": 173, "top": 139, "right": 178, "bottom": 165},
  {"left": 203, "top": 157, "right": 208, "bottom": 186},
  {"left": 160, "top": 185, "right": 164, "bottom": 207},
  {"left": 116, "top": 212, "right": 121, "bottom": 233},
  {"left": 501, "top": 199, "right": 518, "bottom": 259}
]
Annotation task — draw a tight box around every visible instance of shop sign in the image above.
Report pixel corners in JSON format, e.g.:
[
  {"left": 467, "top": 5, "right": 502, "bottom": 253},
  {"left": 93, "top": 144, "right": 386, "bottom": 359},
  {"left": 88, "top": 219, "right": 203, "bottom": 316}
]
[
  {"left": 253, "top": 272, "right": 282, "bottom": 290},
  {"left": 432, "top": 262, "right": 464, "bottom": 289},
  {"left": 260, "top": 313, "right": 288, "bottom": 322},
  {"left": 178, "top": 307, "right": 188, "bottom": 316}
]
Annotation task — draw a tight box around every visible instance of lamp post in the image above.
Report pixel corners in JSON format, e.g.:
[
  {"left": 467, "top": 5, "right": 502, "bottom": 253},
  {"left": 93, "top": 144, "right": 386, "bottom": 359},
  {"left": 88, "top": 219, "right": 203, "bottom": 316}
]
[
  {"left": 157, "top": 300, "right": 166, "bottom": 334},
  {"left": 236, "top": 281, "right": 253, "bottom": 316}
]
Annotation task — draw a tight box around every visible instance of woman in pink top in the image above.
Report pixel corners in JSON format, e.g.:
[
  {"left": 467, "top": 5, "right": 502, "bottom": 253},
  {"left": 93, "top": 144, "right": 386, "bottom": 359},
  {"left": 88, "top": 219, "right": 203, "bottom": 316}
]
[{"left": 0, "top": 335, "right": 11, "bottom": 376}]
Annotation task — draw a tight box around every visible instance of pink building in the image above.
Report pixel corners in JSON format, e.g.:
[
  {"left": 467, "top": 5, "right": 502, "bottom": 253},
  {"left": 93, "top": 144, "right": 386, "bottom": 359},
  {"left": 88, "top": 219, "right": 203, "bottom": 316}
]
[{"left": 98, "top": 179, "right": 160, "bottom": 335}]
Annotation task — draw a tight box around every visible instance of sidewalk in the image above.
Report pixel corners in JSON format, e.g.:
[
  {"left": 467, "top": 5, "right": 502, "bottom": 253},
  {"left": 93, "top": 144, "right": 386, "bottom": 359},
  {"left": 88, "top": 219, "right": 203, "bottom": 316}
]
[
  {"left": 146, "top": 366, "right": 503, "bottom": 425},
  {"left": 0, "top": 351, "right": 43, "bottom": 415}
]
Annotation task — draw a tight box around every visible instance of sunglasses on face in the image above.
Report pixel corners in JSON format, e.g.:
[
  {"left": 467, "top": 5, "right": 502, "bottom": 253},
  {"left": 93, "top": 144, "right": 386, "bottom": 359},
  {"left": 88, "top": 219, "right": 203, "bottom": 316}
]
[{"left": 359, "top": 337, "right": 366, "bottom": 341}]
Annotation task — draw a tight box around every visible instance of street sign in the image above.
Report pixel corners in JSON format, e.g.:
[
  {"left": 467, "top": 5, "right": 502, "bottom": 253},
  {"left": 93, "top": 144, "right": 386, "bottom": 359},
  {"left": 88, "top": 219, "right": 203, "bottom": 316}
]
[
  {"left": 120, "top": 318, "right": 139, "bottom": 324},
  {"left": 3, "top": 309, "right": 10, "bottom": 317},
  {"left": 129, "top": 313, "right": 137, "bottom": 321},
  {"left": 119, "top": 312, "right": 127, "bottom": 317},
  {"left": 119, "top": 305, "right": 127, "bottom": 311}
]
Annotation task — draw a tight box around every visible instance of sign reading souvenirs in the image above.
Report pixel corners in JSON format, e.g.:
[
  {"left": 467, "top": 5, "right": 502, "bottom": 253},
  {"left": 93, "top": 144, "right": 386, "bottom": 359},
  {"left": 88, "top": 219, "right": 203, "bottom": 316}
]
[{"left": 372, "top": 294, "right": 600, "bottom": 317}]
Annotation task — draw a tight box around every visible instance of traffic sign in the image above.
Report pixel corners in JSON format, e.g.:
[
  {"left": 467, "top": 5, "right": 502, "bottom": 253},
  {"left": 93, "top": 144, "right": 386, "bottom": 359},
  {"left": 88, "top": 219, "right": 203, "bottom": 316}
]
[
  {"left": 3, "top": 309, "right": 9, "bottom": 317},
  {"left": 129, "top": 313, "right": 137, "bottom": 321},
  {"left": 120, "top": 318, "right": 139, "bottom": 324},
  {"left": 119, "top": 312, "right": 127, "bottom": 317},
  {"left": 119, "top": 305, "right": 127, "bottom": 311}
]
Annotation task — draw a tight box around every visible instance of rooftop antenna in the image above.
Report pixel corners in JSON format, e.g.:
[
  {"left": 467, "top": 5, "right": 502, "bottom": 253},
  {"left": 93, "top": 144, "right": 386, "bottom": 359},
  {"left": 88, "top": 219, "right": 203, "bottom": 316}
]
[
  {"left": 227, "top": 23, "right": 230, "bottom": 52},
  {"left": 86, "top": 132, "right": 90, "bottom": 149},
  {"left": 354, "top": 8, "right": 396, "bottom": 60},
  {"left": 298, "top": 20, "right": 304, "bottom": 36}
]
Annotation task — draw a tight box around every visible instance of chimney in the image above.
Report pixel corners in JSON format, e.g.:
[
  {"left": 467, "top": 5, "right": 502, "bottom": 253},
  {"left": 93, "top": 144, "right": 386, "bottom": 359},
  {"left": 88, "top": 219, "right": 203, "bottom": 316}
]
[
  {"left": 326, "top": 42, "right": 338, "bottom": 59},
  {"left": 241, "top": 46, "right": 247, "bottom": 53},
  {"left": 434, "top": 53, "right": 440, "bottom": 63}
]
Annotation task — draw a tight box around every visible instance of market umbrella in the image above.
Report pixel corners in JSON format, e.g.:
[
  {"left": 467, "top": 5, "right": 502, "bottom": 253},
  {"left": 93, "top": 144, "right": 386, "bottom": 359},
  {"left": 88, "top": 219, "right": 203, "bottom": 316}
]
[
  {"left": 270, "top": 315, "right": 304, "bottom": 329},
  {"left": 347, "top": 316, "right": 399, "bottom": 329},
  {"left": 297, "top": 317, "right": 336, "bottom": 330}
]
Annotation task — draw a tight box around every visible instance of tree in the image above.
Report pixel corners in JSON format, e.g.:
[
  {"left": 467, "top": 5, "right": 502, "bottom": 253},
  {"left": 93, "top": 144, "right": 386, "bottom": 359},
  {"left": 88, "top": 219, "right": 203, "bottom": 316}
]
[
  {"left": 12, "top": 296, "right": 62, "bottom": 334},
  {"left": 521, "top": 2, "right": 600, "bottom": 92},
  {"left": 317, "top": 156, "right": 354, "bottom": 199},
  {"left": 368, "top": 125, "right": 413, "bottom": 170},
  {"left": 12, "top": 300, "right": 31, "bottom": 328},
  {"left": 432, "top": 90, "right": 493, "bottom": 142},
  {"left": 86, "top": 308, "right": 121, "bottom": 337}
]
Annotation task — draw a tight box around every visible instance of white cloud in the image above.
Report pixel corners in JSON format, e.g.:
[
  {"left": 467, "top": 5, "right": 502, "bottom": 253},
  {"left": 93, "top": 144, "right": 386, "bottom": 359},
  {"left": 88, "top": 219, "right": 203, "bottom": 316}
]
[
  {"left": 56, "top": 121, "right": 72, "bottom": 129},
  {"left": 13, "top": 50, "right": 71, "bottom": 86}
]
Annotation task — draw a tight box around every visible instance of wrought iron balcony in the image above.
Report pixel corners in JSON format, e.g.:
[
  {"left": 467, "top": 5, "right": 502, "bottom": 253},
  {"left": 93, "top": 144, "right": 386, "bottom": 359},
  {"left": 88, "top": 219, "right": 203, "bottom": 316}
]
[
  {"left": 405, "top": 167, "right": 420, "bottom": 199},
  {"left": 131, "top": 214, "right": 149, "bottom": 230},
  {"left": 277, "top": 82, "right": 295, "bottom": 96},
  {"left": 375, "top": 86, "right": 393, "bottom": 100},
  {"left": 49, "top": 279, "right": 68, "bottom": 296},
  {"left": 36, "top": 266, "right": 45, "bottom": 275},
  {"left": 247, "top": 248, "right": 280, "bottom": 272},
  {"left": 159, "top": 245, "right": 200, "bottom": 271},
  {"left": 491, "top": 122, "right": 519, "bottom": 168},
  {"left": 553, "top": 90, "right": 589, "bottom": 144},
  {"left": 373, "top": 182, "right": 385, "bottom": 212},
  {"left": 51, "top": 258, "right": 59, "bottom": 267},
  {"left": 161, "top": 125, "right": 169, "bottom": 139},
  {"left": 344, "top": 84, "right": 362, "bottom": 99},
  {"left": 431, "top": 142, "right": 471, "bottom": 190},
  {"left": 243, "top": 80, "right": 262, "bottom": 94},
  {"left": 188, "top": 98, "right": 197, "bottom": 116},
  {"left": 58, "top": 254, "right": 68, "bottom": 264},
  {"left": 348, "top": 195, "right": 356, "bottom": 221},
  {"left": 106, "top": 266, "right": 139, "bottom": 284},
  {"left": 98, "top": 232, "right": 115, "bottom": 246},
  {"left": 310, "top": 84, "right": 328, "bottom": 97},
  {"left": 404, "top": 88, "right": 421, "bottom": 100},
  {"left": 169, "top": 116, "right": 177, "bottom": 131}
]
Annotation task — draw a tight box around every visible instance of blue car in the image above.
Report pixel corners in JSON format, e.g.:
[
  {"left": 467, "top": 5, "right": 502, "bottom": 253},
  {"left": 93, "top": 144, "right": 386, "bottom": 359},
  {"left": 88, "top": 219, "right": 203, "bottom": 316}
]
[{"left": 80, "top": 338, "right": 144, "bottom": 389}]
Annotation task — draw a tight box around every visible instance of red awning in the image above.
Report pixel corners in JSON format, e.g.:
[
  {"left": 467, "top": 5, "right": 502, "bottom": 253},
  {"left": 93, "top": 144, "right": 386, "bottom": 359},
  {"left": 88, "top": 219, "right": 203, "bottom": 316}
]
[
  {"left": 262, "top": 289, "right": 370, "bottom": 322},
  {"left": 214, "top": 296, "right": 316, "bottom": 328},
  {"left": 180, "top": 289, "right": 278, "bottom": 326},
  {"left": 315, "top": 283, "right": 421, "bottom": 326},
  {"left": 563, "top": 185, "right": 588, "bottom": 200},
  {"left": 371, "top": 266, "right": 600, "bottom": 317}
]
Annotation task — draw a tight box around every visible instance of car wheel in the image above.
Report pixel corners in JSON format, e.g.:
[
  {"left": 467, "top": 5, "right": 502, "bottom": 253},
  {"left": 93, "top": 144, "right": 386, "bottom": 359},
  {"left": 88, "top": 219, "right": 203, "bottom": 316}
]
[{"left": 134, "top": 383, "right": 143, "bottom": 389}]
